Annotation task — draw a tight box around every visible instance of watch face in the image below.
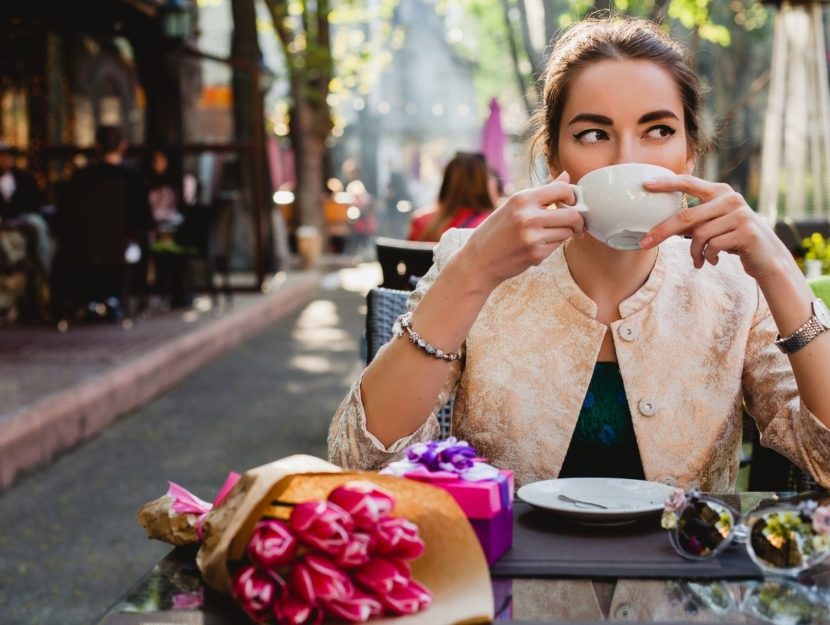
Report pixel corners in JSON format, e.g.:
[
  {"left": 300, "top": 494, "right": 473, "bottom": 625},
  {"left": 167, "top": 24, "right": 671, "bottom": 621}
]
[{"left": 814, "top": 300, "right": 830, "bottom": 329}]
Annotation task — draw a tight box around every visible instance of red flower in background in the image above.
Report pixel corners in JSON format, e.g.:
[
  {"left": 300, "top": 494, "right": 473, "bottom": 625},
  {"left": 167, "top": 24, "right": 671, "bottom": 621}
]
[
  {"left": 233, "top": 482, "right": 432, "bottom": 623},
  {"left": 328, "top": 482, "right": 395, "bottom": 530},
  {"left": 323, "top": 588, "right": 384, "bottom": 622},
  {"left": 373, "top": 516, "right": 425, "bottom": 559},
  {"left": 291, "top": 554, "right": 354, "bottom": 606},
  {"left": 380, "top": 577, "right": 434, "bottom": 615},
  {"left": 335, "top": 531, "right": 373, "bottom": 568},
  {"left": 272, "top": 594, "right": 323, "bottom": 625},
  {"left": 233, "top": 565, "right": 287, "bottom": 622},
  {"left": 248, "top": 519, "right": 298, "bottom": 568},
  {"left": 290, "top": 501, "right": 353, "bottom": 556},
  {"left": 353, "top": 557, "right": 411, "bottom": 595}
]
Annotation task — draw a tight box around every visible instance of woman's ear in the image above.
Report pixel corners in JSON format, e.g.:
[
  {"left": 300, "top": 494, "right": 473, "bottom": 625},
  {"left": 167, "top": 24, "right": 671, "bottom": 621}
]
[
  {"left": 685, "top": 152, "right": 696, "bottom": 176},
  {"left": 548, "top": 156, "right": 562, "bottom": 181}
]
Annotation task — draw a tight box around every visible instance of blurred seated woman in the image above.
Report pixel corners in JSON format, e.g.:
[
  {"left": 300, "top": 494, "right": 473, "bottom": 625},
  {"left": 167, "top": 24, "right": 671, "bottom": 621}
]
[{"left": 407, "top": 152, "right": 495, "bottom": 242}]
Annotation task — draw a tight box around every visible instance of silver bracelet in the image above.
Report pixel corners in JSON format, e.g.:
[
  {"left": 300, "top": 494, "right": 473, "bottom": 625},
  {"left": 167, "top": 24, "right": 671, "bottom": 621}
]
[{"left": 394, "top": 312, "right": 463, "bottom": 362}]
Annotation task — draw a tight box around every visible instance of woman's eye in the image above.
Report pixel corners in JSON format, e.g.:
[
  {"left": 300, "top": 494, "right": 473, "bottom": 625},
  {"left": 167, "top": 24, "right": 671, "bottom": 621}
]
[
  {"left": 645, "top": 125, "right": 676, "bottom": 141},
  {"left": 574, "top": 129, "right": 608, "bottom": 144}
]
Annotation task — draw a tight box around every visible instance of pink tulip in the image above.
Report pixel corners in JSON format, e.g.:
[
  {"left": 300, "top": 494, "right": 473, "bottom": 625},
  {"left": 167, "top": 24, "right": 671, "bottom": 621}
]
[
  {"left": 373, "top": 516, "right": 426, "bottom": 560},
  {"left": 273, "top": 593, "right": 324, "bottom": 625},
  {"left": 336, "top": 531, "right": 373, "bottom": 568},
  {"left": 290, "top": 501, "right": 353, "bottom": 556},
  {"left": 232, "top": 565, "right": 286, "bottom": 622},
  {"left": 378, "top": 577, "right": 434, "bottom": 615},
  {"left": 323, "top": 588, "right": 384, "bottom": 623},
  {"left": 328, "top": 482, "right": 396, "bottom": 529},
  {"left": 247, "top": 518, "right": 298, "bottom": 568},
  {"left": 290, "top": 554, "right": 355, "bottom": 606},
  {"left": 353, "top": 557, "right": 411, "bottom": 595}
]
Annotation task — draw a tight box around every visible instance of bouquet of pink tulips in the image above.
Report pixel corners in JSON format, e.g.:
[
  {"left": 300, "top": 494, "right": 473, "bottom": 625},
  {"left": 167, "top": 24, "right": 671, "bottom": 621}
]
[
  {"left": 138, "top": 455, "right": 494, "bottom": 625},
  {"left": 232, "top": 481, "right": 432, "bottom": 624}
]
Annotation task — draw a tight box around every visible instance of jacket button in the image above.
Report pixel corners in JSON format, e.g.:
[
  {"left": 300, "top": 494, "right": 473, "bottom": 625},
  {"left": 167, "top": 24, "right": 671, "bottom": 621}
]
[
  {"left": 614, "top": 603, "right": 634, "bottom": 619},
  {"left": 638, "top": 399, "right": 657, "bottom": 416},
  {"left": 661, "top": 477, "right": 678, "bottom": 487},
  {"left": 619, "top": 324, "right": 639, "bottom": 341}
]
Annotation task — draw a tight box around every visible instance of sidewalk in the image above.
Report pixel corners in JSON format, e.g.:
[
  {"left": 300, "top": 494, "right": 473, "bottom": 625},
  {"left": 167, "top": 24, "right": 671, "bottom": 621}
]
[{"left": 0, "top": 268, "right": 330, "bottom": 491}]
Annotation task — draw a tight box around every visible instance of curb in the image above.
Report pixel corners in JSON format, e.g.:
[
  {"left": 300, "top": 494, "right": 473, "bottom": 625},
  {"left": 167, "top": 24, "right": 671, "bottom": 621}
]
[{"left": 0, "top": 273, "right": 322, "bottom": 491}]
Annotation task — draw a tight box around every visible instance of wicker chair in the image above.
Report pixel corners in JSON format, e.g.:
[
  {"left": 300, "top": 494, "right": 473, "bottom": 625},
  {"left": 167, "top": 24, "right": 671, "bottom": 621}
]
[{"left": 365, "top": 286, "right": 453, "bottom": 439}]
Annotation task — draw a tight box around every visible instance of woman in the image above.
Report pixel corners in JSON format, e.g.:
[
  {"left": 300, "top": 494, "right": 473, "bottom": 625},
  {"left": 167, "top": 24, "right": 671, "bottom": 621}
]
[
  {"left": 329, "top": 17, "right": 830, "bottom": 490},
  {"left": 407, "top": 152, "right": 495, "bottom": 242}
]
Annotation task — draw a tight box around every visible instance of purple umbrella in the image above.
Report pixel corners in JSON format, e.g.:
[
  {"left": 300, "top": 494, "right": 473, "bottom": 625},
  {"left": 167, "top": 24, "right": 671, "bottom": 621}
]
[{"left": 480, "top": 97, "right": 508, "bottom": 182}]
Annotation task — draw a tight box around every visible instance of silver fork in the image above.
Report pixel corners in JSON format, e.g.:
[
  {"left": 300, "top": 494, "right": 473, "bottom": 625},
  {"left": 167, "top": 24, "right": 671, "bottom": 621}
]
[{"left": 557, "top": 494, "right": 609, "bottom": 509}]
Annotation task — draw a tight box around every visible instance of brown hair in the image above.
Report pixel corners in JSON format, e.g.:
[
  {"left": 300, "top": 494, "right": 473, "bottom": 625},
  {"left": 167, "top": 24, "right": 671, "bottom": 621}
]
[
  {"left": 419, "top": 152, "right": 495, "bottom": 242},
  {"left": 529, "top": 16, "right": 709, "bottom": 174}
]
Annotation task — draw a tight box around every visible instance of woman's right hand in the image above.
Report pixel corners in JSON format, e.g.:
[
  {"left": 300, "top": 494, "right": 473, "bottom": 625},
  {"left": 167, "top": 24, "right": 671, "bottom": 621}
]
[{"left": 459, "top": 171, "right": 585, "bottom": 290}]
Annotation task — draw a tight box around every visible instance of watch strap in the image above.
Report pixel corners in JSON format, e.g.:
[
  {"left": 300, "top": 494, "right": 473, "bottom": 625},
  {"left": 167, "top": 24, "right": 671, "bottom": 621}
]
[{"left": 775, "top": 306, "right": 829, "bottom": 354}]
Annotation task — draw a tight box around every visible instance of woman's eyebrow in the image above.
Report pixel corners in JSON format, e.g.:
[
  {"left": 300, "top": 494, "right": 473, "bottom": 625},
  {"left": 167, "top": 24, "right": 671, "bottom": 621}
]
[
  {"left": 638, "top": 110, "right": 679, "bottom": 124},
  {"left": 567, "top": 113, "right": 613, "bottom": 126}
]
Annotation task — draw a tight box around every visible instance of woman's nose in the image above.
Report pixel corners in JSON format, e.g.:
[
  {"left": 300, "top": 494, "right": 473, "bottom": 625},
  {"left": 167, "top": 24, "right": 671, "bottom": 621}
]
[{"left": 614, "top": 136, "right": 638, "bottom": 165}]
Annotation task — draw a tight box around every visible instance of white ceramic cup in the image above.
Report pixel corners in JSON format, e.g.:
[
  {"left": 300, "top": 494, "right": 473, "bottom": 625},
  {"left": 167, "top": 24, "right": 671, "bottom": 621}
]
[{"left": 569, "top": 163, "right": 682, "bottom": 250}]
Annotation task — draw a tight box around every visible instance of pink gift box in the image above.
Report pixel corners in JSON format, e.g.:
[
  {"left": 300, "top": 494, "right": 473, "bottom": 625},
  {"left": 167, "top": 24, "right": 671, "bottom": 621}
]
[{"left": 405, "top": 468, "right": 514, "bottom": 565}]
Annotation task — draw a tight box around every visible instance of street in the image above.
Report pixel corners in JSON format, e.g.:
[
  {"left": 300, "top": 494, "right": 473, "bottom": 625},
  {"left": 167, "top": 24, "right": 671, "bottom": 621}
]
[{"left": 0, "top": 275, "right": 368, "bottom": 625}]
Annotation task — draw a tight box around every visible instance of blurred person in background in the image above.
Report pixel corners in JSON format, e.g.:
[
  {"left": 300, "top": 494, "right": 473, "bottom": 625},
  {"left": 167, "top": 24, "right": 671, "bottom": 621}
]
[
  {"left": 0, "top": 142, "right": 42, "bottom": 222},
  {"left": 54, "top": 125, "right": 152, "bottom": 320},
  {"left": 146, "top": 148, "right": 188, "bottom": 233},
  {"left": 407, "top": 152, "right": 495, "bottom": 243},
  {"left": 0, "top": 141, "right": 50, "bottom": 322}
]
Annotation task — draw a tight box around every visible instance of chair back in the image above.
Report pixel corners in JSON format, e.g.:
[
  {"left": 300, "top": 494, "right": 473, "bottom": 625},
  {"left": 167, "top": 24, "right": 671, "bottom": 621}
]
[
  {"left": 365, "top": 286, "right": 453, "bottom": 438},
  {"left": 375, "top": 237, "right": 435, "bottom": 291}
]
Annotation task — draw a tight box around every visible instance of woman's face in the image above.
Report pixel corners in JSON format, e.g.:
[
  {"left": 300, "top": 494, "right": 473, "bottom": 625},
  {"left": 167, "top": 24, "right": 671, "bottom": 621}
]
[{"left": 552, "top": 59, "right": 696, "bottom": 182}]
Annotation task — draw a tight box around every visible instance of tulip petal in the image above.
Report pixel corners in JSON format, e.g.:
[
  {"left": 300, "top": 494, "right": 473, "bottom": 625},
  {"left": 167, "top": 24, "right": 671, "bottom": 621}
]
[
  {"left": 273, "top": 593, "right": 324, "bottom": 625},
  {"left": 323, "top": 589, "right": 383, "bottom": 623}
]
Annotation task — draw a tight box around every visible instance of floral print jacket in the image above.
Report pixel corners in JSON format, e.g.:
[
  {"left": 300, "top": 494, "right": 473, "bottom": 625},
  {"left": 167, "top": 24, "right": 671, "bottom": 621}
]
[{"left": 328, "top": 229, "right": 830, "bottom": 490}]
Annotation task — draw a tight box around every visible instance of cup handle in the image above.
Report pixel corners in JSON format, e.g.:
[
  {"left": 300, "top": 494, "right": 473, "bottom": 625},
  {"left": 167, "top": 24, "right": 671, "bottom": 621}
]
[{"left": 569, "top": 184, "right": 589, "bottom": 212}]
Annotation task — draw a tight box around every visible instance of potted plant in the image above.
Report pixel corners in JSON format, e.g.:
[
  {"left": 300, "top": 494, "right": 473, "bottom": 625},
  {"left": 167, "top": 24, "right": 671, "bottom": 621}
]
[{"left": 801, "top": 233, "right": 829, "bottom": 279}]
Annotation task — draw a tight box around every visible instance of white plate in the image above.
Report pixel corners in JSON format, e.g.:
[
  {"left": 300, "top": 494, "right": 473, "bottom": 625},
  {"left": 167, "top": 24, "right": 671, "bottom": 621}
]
[{"left": 517, "top": 477, "right": 676, "bottom": 525}]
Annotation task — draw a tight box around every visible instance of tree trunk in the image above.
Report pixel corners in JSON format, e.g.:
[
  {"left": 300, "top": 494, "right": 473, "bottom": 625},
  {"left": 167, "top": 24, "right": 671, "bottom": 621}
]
[
  {"left": 543, "top": 0, "right": 558, "bottom": 47},
  {"left": 499, "top": 0, "right": 535, "bottom": 116},
  {"left": 293, "top": 93, "right": 326, "bottom": 230}
]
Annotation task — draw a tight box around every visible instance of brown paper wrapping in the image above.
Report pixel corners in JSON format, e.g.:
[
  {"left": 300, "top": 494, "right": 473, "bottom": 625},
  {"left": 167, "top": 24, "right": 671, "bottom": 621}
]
[{"left": 166, "top": 454, "right": 492, "bottom": 625}]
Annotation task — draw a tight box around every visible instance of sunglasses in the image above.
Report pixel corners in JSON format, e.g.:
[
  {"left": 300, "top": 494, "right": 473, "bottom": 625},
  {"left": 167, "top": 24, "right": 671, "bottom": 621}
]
[{"left": 661, "top": 489, "right": 830, "bottom": 576}]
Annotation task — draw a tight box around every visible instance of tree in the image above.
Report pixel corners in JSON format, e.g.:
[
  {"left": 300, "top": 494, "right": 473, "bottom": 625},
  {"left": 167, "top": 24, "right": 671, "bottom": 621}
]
[
  {"left": 263, "top": 0, "right": 334, "bottom": 231},
  {"left": 262, "top": 0, "right": 401, "bottom": 231}
]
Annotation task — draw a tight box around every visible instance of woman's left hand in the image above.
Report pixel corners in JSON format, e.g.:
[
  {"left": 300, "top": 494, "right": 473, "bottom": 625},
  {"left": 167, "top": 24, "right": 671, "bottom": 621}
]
[{"left": 638, "top": 174, "right": 788, "bottom": 281}]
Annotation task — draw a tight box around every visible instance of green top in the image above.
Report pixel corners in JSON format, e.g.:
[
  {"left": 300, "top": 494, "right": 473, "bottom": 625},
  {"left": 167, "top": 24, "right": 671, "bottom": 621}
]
[{"left": 559, "top": 361, "right": 645, "bottom": 480}]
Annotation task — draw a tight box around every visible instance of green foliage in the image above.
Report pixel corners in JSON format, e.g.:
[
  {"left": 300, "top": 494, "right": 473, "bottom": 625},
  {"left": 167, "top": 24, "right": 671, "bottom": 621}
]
[
  {"left": 263, "top": 0, "right": 402, "bottom": 132},
  {"left": 444, "top": 0, "right": 532, "bottom": 113},
  {"left": 449, "top": 0, "right": 770, "bottom": 118}
]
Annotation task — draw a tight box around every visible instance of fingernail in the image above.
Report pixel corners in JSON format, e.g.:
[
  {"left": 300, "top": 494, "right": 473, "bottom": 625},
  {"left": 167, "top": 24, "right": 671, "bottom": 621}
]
[
  {"left": 639, "top": 235, "right": 654, "bottom": 249},
  {"left": 643, "top": 178, "right": 657, "bottom": 186}
]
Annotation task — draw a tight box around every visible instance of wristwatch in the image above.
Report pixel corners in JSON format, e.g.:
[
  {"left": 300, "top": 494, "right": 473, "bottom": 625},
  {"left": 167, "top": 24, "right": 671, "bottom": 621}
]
[{"left": 774, "top": 299, "right": 830, "bottom": 354}]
